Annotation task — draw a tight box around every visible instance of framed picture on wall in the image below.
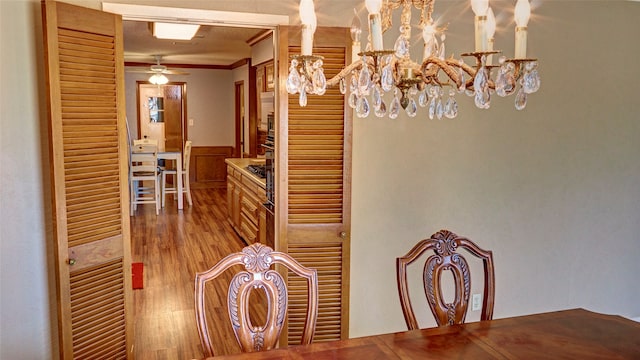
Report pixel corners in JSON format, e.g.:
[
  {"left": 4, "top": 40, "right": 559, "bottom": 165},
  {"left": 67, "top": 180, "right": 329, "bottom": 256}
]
[{"left": 266, "top": 63, "right": 274, "bottom": 90}]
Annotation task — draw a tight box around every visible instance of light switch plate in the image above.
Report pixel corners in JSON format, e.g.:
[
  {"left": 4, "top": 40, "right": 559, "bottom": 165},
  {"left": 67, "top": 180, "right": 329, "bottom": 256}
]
[{"left": 472, "top": 293, "right": 482, "bottom": 311}]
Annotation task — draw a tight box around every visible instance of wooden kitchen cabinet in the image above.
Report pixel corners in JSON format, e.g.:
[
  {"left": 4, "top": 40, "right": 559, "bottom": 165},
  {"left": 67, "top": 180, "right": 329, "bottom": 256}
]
[{"left": 225, "top": 160, "right": 267, "bottom": 245}]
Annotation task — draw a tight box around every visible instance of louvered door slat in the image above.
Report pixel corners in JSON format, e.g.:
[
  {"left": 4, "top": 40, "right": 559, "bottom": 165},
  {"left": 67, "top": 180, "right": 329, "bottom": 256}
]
[
  {"left": 287, "top": 241, "right": 344, "bottom": 344},
  {"left": 69, "top": 259, "right": 126, "bottom": 359}
]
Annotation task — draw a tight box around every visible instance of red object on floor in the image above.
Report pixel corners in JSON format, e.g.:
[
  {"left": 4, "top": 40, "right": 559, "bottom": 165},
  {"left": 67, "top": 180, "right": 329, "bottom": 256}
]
[{"left": 132, "top": 262, "right": 144, "bottom": 289}]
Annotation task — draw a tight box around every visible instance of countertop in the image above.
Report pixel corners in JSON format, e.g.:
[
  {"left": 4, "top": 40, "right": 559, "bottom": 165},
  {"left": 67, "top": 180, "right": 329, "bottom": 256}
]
[{"left": 225, "top": 158, "right": 266, "bottom": 188}]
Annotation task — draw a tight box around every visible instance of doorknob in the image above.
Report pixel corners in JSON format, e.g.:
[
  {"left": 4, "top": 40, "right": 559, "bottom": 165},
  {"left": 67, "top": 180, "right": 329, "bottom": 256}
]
[
  {"left": 339, "top": 231, "right": 347, "bottom": 239},
  {"left": 68, "top": 258, "right": 76, "bottom": 266}
]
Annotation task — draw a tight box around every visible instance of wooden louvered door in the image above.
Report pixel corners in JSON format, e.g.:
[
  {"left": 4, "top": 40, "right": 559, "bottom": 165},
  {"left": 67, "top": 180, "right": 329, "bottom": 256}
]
[
  {"left": 42, "top": 1, "right": 132, "bottom": 358},
  {"left": 277, "top": 26, "right": 352, "bottom": 345}
]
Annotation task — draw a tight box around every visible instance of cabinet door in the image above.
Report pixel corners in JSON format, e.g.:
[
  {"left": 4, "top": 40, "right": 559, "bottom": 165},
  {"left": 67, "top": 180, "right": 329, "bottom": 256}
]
[
  {"left": 277, "top": 26, "right": 352, "bottom": 345},
  {"left": 226, "top": 167, "right": 234, "bottom": 219}
]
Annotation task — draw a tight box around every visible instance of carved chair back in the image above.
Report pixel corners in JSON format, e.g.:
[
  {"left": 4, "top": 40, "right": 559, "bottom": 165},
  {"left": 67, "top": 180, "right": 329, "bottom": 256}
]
[
  {"left": 396, "top": 229, "right": 495, "bottom": 329},
  {"left": 195, "top": 243, "right": 318, "bottom": 357}
]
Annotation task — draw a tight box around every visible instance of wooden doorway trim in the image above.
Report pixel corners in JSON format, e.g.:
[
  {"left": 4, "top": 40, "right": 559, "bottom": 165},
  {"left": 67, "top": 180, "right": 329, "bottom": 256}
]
[
  {"left": 135, "top": 82, "right": 187, "bottom": 150},
  {"left": 234, "top": 80, "right": 244, "bottom": 157}
]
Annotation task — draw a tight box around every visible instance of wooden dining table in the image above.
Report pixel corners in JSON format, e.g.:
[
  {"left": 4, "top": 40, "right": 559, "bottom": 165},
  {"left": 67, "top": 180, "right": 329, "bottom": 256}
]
[{"left": 205, "top": 308, "right": 640, "bottom": 359}]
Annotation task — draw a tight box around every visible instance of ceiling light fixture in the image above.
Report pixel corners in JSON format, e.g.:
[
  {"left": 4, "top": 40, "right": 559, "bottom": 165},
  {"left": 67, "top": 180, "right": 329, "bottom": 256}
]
[
  {"left": 152, "top": 22, "right": 200, "bottom": 40},
  {"left": 149, "top": 73, "right": 169, "bottom": 85},
  {"left": 287, "top": 0, "right": 541, "bottom": 119}
]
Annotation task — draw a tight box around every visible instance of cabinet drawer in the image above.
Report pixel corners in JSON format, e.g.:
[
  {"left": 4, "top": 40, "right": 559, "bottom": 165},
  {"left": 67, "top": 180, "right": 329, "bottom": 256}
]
[
  {"left": 241, "top": 191, "right": 260, "bottom": 224},
  {"left": 240, "top": 213, "right": 258, "bottom": 243},
  {"left": 241, "top": 175, "right": 262, "bottom": 195}
]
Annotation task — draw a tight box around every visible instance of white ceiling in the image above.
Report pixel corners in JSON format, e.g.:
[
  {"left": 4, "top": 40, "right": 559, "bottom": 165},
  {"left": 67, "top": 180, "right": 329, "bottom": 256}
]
[{"left": 123, "top": 20, "right": 268, "bottom": 66}]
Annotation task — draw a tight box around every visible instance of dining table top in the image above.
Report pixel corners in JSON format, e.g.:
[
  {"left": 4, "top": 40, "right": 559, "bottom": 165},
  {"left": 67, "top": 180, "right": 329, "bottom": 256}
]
[{"left": 205, "top": 308, "right": 640, "bottom": 359}]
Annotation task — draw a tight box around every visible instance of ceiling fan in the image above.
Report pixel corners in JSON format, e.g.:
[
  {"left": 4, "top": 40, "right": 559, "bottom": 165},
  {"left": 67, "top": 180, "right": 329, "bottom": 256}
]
[{"left": 127, "top": 55, "right": 189, "bottom": 84}]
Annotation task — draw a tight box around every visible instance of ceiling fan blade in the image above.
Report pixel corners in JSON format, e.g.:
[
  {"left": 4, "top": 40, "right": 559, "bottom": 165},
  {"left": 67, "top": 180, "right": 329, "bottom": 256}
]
[
  {"left": 163, "top": 69, "right": 190, "bottom": 75},
  {"left": 125, "top": 67, "right": 154, "bottom": 74}
]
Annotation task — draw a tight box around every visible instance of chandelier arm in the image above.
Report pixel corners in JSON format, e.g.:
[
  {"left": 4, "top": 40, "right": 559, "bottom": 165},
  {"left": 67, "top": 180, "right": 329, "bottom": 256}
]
[
  {"left": 420, "top": 57, "right": 464, "bottom": 89},
  {"left": 381, "top": 0, "right": 405, "bottom": 33},
  {"left": 325, "top": 59, "right": 365, "bottom": 88}
]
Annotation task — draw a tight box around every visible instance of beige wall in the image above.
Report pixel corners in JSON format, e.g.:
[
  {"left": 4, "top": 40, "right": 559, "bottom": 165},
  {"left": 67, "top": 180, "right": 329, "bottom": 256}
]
[
  {"left": 348, "top": 0, "right": 640, "bottom": 336},
  {"left": 2, "top": 0, "right": 640, "bottom": 358},
  {"left": 125, "top": 68, "right": 236, "bottom": 147}
]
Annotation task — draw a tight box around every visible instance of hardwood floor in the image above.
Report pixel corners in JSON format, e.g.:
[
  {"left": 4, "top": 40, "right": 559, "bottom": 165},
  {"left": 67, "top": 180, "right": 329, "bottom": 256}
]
[{"left": 131, "top": 188, "right": 250, "bottom": 359}]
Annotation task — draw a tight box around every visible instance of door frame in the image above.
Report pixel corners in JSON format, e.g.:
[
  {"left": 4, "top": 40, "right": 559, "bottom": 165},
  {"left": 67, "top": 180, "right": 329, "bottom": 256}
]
[
  {"left": 234, "top": 80, "right": 244, "bottom": 157},
  {"left": 135, "top": 81, "right": 187, "bottom": 150}
]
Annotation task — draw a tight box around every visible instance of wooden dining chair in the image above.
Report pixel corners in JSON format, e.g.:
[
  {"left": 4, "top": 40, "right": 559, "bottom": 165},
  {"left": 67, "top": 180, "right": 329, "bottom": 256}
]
[
  {"left": 161, "top": 140, "right": 192, "bottom": 207},
  {"left": 195, "top": 243, "right": 318, "bottom": 357},
  {"left": 133, "top": 137, "right": 158, "bottom": 146},
  {"left": 129, "top": 143, "right": 161, "bottom": 215},
  {"left": 396, "top": 229, "right": 495, "bottom": 329}
]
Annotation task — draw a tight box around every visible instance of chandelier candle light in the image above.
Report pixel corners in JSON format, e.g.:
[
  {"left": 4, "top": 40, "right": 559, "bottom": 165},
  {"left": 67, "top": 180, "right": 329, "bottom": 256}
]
[
  {"left": 287, "top": 0, "right": 541, "bottom": 119},
  {"left": 286, "top": 0, "right": 327, "bottom": 106}
]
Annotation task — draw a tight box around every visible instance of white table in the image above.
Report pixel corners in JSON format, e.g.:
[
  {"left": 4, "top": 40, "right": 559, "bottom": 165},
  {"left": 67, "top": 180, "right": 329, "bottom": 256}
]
[{"left": 158, "top": 150, "right": 183, "bottom": 210}]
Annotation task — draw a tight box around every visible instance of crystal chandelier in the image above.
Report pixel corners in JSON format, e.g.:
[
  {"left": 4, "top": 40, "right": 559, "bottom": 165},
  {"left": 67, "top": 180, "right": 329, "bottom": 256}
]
[{"left": 287, "top": 0, "right": 541, "bottom": 119}]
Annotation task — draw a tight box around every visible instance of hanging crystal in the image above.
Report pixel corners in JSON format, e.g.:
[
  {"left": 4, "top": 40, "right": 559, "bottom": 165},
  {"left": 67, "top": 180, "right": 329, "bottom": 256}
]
[
  {"left": 339, "top": 77, "right": 347, "bottom": 95},
  {"left": 428, "top": 97, "right": 436, "bottom": 120},
  {"left": 286, "top": 60, "right": 301, "bottom": 94},
  {"left": 372, "top": 85, "right": 382, "bottom": 109},
  {"left": 348, "top": 92, "right": 358, "bottom": 109},
  {"left": 406, "top": 97, "right": 418, "bottom": 117},
  {"left": 394, "top": 32, "right": 410, "bottom": 58},
  {"left": 358, "top": 64, "right": 371, "bottom": 95},
  {"left": 418, "top": 89, "right": 429, "bottom": 107},
  {"left": 457, "top": 63, "right": 466, "bottom": 93},
  {"left": 381, "top": 64, "right": 394, "bottom": 92},
  {"left": 445, "top": 89, "right": 458, "bottom": 119},
  {"left": 356, "top": 96, "right": 370, "bottom": 118},
  {"left": 495, "top": 67, "right": 509, "bottom": 97},
  {"left": 522, "top": 62, "right": 541, "bottom": 94},
  {"left": 350, "top": 72, "right": 358, "bottom": 93},
  {"left": 515, "top": 88, "right": 527, "bottom": 110},
  {"left": 299, "top": 86, "right": 307, "bottom": 107},
  {"left": 375, "top": 99, "right": 387, "bottom": 117},
  {"left": 475, "top": 89, "right": 491, "bottom": 109},
  {"left": 473, "top": 57, "right": 490, "bottom": 109},
  {"left": 389, "top": 90, "right": 401, "bottom": 119},
  {"left": 312, "top": 66, "right": 326, "bottom": 95},
  {"left": 436, "top": 99, "right": 444, "bottom": 119}
]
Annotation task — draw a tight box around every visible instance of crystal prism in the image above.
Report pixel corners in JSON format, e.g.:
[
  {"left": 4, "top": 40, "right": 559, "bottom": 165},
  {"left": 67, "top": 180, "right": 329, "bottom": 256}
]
[
  {"left": 436, "top": 100, "right": 444, "bottom": 119},
  {"left": 445, "top": 97, "right": 458, "bottom": 119},
  {"left": 286, "top": 67, "right": 301, "bottom": 94},
  {"left": 381, "top": 65, "right": 394, "bottom": 92},
  {"left": 348, "top": 92, "right": 358, "bottom": 109},
  {"left": 523, "top": 68, "right": 541, "bottom": 94},
  {"left": 356, "top": 96, "right": 370, "bottom": 118},
  {"left": 406, "top": 98, "right": 418, "bottom": 117},
  {"left": 312, "top": 68, "right": 326, "bottom": 95},
  {"left": 372, "top": 85, "right": 382, "bottom": 109},
  {"left": 515, "top": 88, "right": 527, "bottom": 110},
  {"left": 299, "top": 87, "right": 307, "bottom": 107},
  {"left": 339, "top": 77, "right": 347, "bottom": 95},
  {"left": 358, "top": 65, "right": 371, "bottom": 95},
  {"left": 389, "top": 96, "right": 401, "bottom": 119},
  {"left": 394, "top": 35, "right": 409, "bottom": 58},
  {"left": 418, "top": 89, "right": 428, "bottom": 107},
  {"left": 429, "top": 98, "right": 436, "bottom": 120},
  {"left": 375, "top": 99, "right": 387, "bottom": 117}
]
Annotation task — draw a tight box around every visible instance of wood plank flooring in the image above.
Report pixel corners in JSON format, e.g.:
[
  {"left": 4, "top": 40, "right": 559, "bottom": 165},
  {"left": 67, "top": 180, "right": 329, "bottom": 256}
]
[{"left": 131, "top": 188, "right": 250, "bottom": 359}]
